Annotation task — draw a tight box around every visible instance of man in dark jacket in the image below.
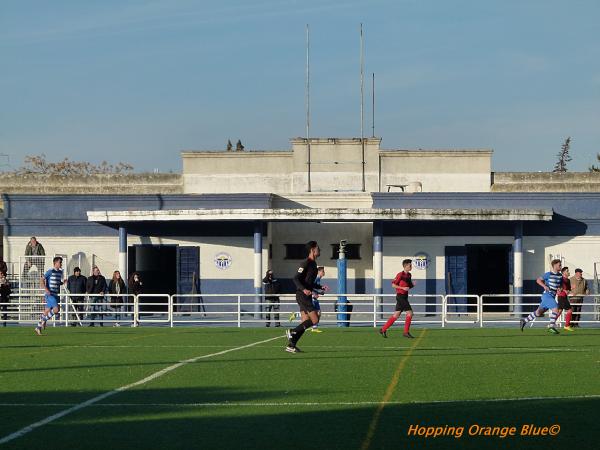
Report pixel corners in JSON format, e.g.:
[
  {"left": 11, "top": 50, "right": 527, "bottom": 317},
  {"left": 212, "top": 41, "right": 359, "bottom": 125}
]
[
  {"left": 0, "top": 270, "right": 11, "bottom": 327},
  {"left": 86, "top": 266, "right": 107, "bottom": 327},
  {"left": 263, "top": 270, "right": 281, "bottom": 327},
  {"left": 67, "top": 267, "right": 87, "bottom": 326}
]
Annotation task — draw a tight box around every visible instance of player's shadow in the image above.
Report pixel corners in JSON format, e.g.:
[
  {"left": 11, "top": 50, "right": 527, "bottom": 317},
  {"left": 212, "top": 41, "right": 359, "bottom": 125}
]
[
  {"left": 0, "top": 389, "right": 597, "bottom": 450},
  {"left": 0, "top": 386, "right": 328, "bottom": 407},
  {"left": 0, "top": 361, "right": 193, "bottom": 375}
]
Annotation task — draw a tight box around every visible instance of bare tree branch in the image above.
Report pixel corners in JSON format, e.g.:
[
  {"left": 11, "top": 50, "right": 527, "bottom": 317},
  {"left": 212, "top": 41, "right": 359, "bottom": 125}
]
[{"left": 12, "top": 154, "right": 134, "bottom": 176}]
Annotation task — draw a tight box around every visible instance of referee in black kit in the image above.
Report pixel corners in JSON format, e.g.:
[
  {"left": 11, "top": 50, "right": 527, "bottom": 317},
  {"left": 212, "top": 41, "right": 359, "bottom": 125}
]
[{"left": 285, "top": 241, "right": 327, "bottom": 353}]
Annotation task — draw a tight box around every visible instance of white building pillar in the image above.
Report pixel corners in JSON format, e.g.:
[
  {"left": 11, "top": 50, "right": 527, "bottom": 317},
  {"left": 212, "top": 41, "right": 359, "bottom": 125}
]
[
  {"left": 514, "top": 221, "right": 523, "bottom": 314},
  {"left": 254, "top": 221, "right": 263, "bottom": 318},
  {"left": 373, "top": 221, "right": 383, "bottom": 316},
  {"left": 118, "top": 225, "right": 127, "bottom": 279}
]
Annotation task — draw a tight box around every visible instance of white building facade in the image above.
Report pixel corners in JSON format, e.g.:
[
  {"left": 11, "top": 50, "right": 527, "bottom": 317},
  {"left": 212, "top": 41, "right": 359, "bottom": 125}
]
[{"left": 2, "top": 137, "right": 599, "bottom": 317}]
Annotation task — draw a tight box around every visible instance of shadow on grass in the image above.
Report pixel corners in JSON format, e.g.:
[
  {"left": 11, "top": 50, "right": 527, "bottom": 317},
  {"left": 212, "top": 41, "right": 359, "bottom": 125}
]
[{"left": 0, "top": 386, "right": 598, "bottom": 450}]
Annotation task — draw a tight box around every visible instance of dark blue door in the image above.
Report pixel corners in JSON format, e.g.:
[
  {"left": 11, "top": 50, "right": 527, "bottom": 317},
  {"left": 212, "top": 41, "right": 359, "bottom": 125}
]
[
  {"left": 177, "top": 246, "right": 200, "bottom": 312},
  {"left": 445, "top": 246, "right": 467, "bottom": 313}
]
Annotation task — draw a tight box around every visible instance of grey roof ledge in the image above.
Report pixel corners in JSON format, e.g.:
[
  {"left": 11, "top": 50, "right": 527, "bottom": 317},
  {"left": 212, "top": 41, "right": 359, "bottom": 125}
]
[{"left": 87, "top": 208, "right": 553, "bottom": 222}]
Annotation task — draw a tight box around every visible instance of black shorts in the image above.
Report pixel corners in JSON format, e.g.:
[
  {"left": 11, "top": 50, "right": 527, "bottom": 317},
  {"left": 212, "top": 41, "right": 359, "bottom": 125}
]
[
  {"left": 395, "top": 294, "right": 412, "bottom": 312},
  {"left": 557, "top": 296, "right": 572, "bottom": 310},
  {"left": 296, "top": 291, "right": 315, "bottom": 313}
]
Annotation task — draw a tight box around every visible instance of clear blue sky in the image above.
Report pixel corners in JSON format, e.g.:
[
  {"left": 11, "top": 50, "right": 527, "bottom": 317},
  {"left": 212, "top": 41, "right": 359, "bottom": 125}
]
[{"left": 1, "top": 0, "right": 599, "bottom": 173}]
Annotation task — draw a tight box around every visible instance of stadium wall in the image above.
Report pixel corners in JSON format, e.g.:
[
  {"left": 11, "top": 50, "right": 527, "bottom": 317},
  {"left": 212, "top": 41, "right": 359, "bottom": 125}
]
[
  {"left": 3, "top": 233, "right": 599, "bottom": 296},
  {"left": 4, "top": 193, "right": 600, "bottom": 296}
]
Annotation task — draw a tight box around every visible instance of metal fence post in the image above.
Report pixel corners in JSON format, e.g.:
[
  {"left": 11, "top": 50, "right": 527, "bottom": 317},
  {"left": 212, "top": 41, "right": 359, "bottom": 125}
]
[
  {"left": 237, "top": 295, "right": 241, "bottom": 328},
  {"left": 479, "top": 295, "right": 483, "bottom": 328},
  {"left": 373, "top": 295, "right": 377, "bottom": 327},
  {"left": 169, "top": 295, "right": 174, "bottom": 328},
  {"left": 442, "top": 295, "right": 446, "bottom": 328},
  {"left": 63, "top": 295, "right": 68, "bottom": 327}
]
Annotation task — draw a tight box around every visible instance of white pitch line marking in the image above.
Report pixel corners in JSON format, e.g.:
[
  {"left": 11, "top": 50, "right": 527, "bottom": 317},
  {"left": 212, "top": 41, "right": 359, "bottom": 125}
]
[{"left": 0, "top": 335, "right": 283, "bottom": 445}]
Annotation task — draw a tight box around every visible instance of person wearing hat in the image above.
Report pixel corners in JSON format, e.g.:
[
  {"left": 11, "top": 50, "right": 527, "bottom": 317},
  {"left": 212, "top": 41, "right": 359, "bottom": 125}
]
[
  {"left": 67, "top": 267, "right": 87, "bottom": 326},
  {"left": 569, "top": 268, "right": 589, "bottom": 327}
]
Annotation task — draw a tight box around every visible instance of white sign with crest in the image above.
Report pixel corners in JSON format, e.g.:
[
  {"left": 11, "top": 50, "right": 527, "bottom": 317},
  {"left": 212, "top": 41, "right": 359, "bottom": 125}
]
[{"left": 214, "top": 253, "right": 233, "bottom": 270}]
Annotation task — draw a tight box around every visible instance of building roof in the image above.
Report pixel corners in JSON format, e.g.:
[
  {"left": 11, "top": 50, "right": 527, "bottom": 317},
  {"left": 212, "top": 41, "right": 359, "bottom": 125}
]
[{"left": 87, "top": 207, "right": 552, "bottom": 223}]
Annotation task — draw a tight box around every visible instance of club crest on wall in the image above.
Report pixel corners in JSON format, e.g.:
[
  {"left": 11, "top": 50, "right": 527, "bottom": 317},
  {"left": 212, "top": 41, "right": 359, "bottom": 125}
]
[
  {"left": 214, "top": 253, "right": 232, "bottom": 270},
  {"left": 413, "top": 252, "right": 430, "bottom": 270}
]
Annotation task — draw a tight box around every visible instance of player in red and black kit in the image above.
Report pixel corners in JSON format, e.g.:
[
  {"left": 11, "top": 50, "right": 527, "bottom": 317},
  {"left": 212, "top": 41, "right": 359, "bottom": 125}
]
[
  {"left": 380, "top": 259, "right": 415, "bottom": 339},
  {"left": 285, "top": 241, "right": 327, "bottom": 353},
  {"left": 557, "top": 266, "right": 575, "bottom": 332}
]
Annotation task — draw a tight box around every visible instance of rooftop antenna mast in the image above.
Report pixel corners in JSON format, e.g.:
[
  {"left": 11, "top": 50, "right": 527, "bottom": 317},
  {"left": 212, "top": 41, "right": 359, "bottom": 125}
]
[
  {"left": 360, "top": 23, "right": 366, "bottom": 192},
  {"left": 306, "top": 24, "right": 312, "bottom": 192},
  {"left": 371, "top": 72, "right": 375, "bottom": 138}
]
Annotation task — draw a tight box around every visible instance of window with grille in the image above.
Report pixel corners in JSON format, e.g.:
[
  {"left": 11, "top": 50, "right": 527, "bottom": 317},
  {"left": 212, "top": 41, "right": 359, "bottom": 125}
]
[{"left": 284, "top": 244, "right": 308, "bottom": 260}]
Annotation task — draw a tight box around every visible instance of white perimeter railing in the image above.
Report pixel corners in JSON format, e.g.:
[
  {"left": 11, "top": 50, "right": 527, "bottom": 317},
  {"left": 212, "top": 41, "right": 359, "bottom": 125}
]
[{"left": 1, "top": 292, "right": 599, "bottom": 328}]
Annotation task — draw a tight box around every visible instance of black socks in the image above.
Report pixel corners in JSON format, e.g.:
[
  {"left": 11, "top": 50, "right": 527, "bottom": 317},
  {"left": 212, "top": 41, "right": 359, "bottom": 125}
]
[{"left": 291, "top": 318, "right": 314, "bottom": 344}]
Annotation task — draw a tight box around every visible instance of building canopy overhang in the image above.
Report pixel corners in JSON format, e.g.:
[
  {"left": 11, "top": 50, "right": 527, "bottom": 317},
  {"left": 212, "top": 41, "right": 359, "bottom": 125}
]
[{"left": 87, "top": 208, "right": 553, "bottom": 223}]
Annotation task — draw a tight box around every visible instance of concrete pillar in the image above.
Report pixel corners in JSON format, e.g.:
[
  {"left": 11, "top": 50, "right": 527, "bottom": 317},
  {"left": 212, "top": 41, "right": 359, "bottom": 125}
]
[
  {"left": 254, "top": 221, "right": 263, "bottom": 318},
  {"left": 118, "top": 225, "right": 128, "bottom": 279},
  {"left": 514, "top": 221, "right": 523, "bottom": 315},
  {"left": 373, "top": 221, "right": 383, "bottom": 316}
]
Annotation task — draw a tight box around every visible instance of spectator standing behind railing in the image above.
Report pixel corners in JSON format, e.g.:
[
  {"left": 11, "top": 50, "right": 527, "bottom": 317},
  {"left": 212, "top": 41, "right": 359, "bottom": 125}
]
[
  {"left": 128, "top": 272, "right": 143, "bottom": 295},
  {"left": 67, "top": 267, "right": 87, "bottom": 326},
  {"left": 108, "top": 271, "right": 126, "bottom": 327},
  {"left": 24, "top": 237, "right": 45, "bottom": 273},
  {"left": 263, "top": 270, "right": 281, "bottom": 327},
  {"left": 128, "top": 272, "right": 143, "bottom": 327},
  {"left": 86, "top": 266, "right": 107, "bottom": 327},
  {"left": 0, "top": 270, "right": 11, "bottom": 327},
  {"left": 569, "top": 268, "right": 589, "bottom": 327}
]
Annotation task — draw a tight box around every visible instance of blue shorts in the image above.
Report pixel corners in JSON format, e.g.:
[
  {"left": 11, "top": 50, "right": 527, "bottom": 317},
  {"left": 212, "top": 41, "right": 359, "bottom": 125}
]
[
  {"left": 312, "top": 298, "right": 321, "bottom": 311},
  {"left": 539, "top": 292, "right": 558, "bottom": 311},
  {"left": 45, "top": 293, "right": 59, "bottom": 309}
]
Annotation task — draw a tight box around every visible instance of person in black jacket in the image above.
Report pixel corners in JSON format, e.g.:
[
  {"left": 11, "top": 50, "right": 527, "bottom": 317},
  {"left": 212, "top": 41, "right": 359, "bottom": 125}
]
[
  {"left": 86, "top": 266, "right": 107, "bottom": 327},
  {"left": 128, "top": 272, "right": 143, "bottom": 327},
  {"left": 285, "top": 241, "right": 327, "bottom": 353},
  {"left": 128, "top": 272, "right": 143, "bottom": 296},
  {"left": 66, "top": 267, "right": 87, "bottom": 326},
  {"left": 263, "top": 270, "right": 281, "bottom": 327},
  {"left": 108, "top": 270, "right": 127, "bottom": 326},
  {"left": 0, "top": 270, "right": 11, "bottom": 327}
]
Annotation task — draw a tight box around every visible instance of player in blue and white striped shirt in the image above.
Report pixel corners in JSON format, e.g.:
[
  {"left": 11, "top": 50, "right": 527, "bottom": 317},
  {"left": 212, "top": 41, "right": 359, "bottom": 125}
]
[
  {"left": 35, "top": 257, "right": 65, "bottom": 335},
  {"left": 520, "top": 258, "right": 562, "bottom": 334}
]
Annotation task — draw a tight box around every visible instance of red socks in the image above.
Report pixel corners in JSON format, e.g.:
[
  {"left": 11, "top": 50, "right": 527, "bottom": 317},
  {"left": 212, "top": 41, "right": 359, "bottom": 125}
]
[
  {"left": 565, "top": 310, "right": 572, "bottom": 327},
  {"left": 382, "top": 315, "right": 413, "bottom": 333},
  {"left": 404, "top": 315, "right": 412, "bottom": 334},
  {"left": 382, "top": 315, "right": 397, "bottom": 332}
]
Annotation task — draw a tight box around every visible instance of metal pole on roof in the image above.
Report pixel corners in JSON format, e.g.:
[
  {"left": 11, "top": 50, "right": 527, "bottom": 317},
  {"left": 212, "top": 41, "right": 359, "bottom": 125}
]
[
  {"left": 360, "top": 23, "right": 366, "bottom": 192},
  {"left": 306, "top": 24, "right": 312, "bottom": 192},
  {"left": 372, "top": 72, "right": 375, "bottom": 138}
]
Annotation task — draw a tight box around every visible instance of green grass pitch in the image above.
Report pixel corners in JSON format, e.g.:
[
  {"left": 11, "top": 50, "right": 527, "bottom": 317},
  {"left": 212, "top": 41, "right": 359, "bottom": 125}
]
[{"left": 0, "top": 326, "right": 599, "bottom": 449}]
